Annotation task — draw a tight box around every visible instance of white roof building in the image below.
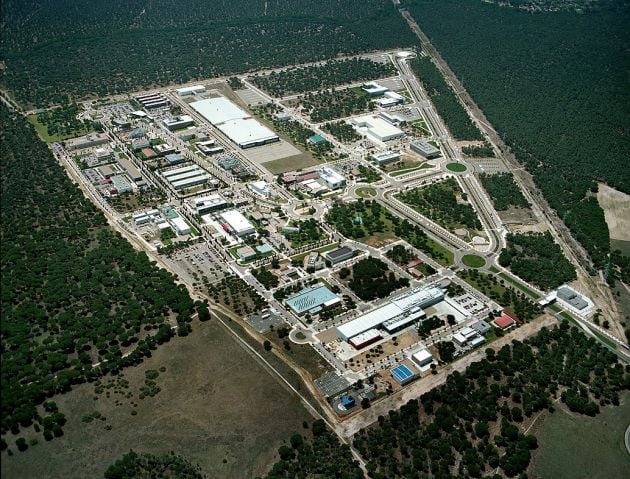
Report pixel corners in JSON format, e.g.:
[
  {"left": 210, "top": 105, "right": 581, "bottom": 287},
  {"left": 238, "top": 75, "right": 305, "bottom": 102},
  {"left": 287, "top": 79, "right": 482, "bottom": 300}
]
[
  {"left": 220, "top": 210, "right": 255, "bottom": 236},
  {"left": 336, "top": 286, "right": 444, "bottom": 341},
  {"left": 351, "top": 115, "right": 406, "bottom": 142},
  {"left": 319, "top": 167, "right": 346, "bottom": 190},
  {"left": 176, "top": 85, "right": 206, "bottom": 96},
  {"left": 170, "top": 217, "right": 191, "bottom": 235},
  {"left": 190, "top": 97, "right": 279, "bottom": 148},
  {"left": 411, "top": 349, "right": 433, "bottom": 367},
  {"left": 249, "top": 180, "right": 271, "bottom": 197}
]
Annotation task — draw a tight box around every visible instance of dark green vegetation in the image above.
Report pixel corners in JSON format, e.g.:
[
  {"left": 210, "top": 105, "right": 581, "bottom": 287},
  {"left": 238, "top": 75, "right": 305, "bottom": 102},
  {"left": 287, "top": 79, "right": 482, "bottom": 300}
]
[
  {"left": 404, "top": 0, "right": 630, "bottom": 269},
  {"left": 265, "top": 324, "right": 629, "bottom": 478},
  {"left": 104, "top": 450, "right": 204, "bottom": 479},
  {"left": 462, "top": 254, "right": 486, "bottom": 268},
  {"left": 346, "top": 258, "right": 409, "bottom": 301},
  {"left": 326, "top": 199, "right": 395, "bottom": 241},
  {"left": 394, "top": 220, "right": 455, "bottom": 267},
  {"left": 0, "top": 106, "right": 197, "bottom": 444},
  {"left": 283, "top": 219, "right": 326, "bottom": 248},
  {"left": 410, "top": 56, "right": 483, "bottom": 141},
  {"left": 499, "top": 233, "right": 577, "bottom": 290},
  {"left": 418, "top": 316, "right": 445, "bottom": 339},
  {"left": 462, "top": 141, "right": 495, "bottom": 158},
  {"left": 1, "top": 319, "right": 313, "bottom": 478},
  {"left": 530, "top": 392, "right": 630, "bottom": 479},
  {"left": 357, "top": 165, "right": 382, "bottom": 183},
  {"left": 323, "top": 121, "right": 361, "bottom": 143},
  {"left": 1, "top": 0, "right": 414, "bottom": 106},
  {"left": 445, "top": 162, "right": 467, "bottom": 173},
  {"left": 262, "top": 420, "right": 362, "bottom": 479},
  {"left": 207, "top": 274, "right": 268, "bottom": 315},
  {"left": 252, "top": 267, "right": 280, "bottom": 290},
  {"left": 479, "top": 173, "right": 530, "bottom": 211},
  {"left": 298, "top": 88, "right": 373, "bottom": 122},
  {"left": 353, "top": 324, "right": 629, "bottom": 478},
  {"left": 28, "top": 104, "right": 97, "bottom": 141},
  {"left": 251, "top": 58, "right": 395, "bottom": 97},
  {"left": 398, "top": 177, "right": 482, "bottom": 231},
  {"left": 458, "top": 269, "right": 542, "bottom": 322},
  {"left": 386, "top": 244, "right": 418, "bottom": 266}
]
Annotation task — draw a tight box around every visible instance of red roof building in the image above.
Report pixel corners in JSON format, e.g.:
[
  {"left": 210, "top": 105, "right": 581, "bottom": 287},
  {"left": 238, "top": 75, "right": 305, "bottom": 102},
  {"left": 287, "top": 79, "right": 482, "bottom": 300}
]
[
  {"left": 494, "top": 315, "right": 516, "bottom": 330},
  {"left": 503, "top": 309, "right": 521, "bottom": 324}
]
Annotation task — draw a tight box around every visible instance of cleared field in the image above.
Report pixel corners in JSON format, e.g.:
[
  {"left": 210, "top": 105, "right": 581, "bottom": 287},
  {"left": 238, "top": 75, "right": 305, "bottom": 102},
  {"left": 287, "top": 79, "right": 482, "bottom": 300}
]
[
  {"left": 1, "top": 320, "right": 311, "bottom": 479},
  {"left": 529, "top": 393, "right": 630, "bottom": 479},
  {"left": 264, "top": 153, "right": 320, "bottom": 174}
]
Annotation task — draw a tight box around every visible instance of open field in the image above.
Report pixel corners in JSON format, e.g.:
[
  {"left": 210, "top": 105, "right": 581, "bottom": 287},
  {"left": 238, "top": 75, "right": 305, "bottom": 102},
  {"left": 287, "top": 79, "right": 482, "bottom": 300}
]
[
  {"left": 598, "top": 184, "right": 630, "bottom": 244},
  {"left": 264, "top": 154, "right": 320, "bottom": 174},
  {"left": 529, "top": 393, "right": 630, "bottom": 479},
  {"left": 1, "top": 320, "right": 312, "bottom": 479}
]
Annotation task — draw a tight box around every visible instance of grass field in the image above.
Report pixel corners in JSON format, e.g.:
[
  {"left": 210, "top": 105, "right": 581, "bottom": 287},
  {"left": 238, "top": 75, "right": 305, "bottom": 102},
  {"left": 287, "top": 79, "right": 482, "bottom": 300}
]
[
  {"left": 529, "top": 393, "right": 630, "bottom": 479},
  {"left": 356, "top": 187, "right": 376, "bottom": 198},
  {"left": 1, "top": 320, "right": 312, "bottom": 479},
  {"left": 446, "top": 162, "right": 467, "bottom": 172},
  {"left": 462, "top": 254, "right": 485, "bottom": 268},
  {"left": 389, "top": 162, "right": 432, "bottom": 177},
  {"left": 264, "top": 153, "right": 320, "bottom": 175}
]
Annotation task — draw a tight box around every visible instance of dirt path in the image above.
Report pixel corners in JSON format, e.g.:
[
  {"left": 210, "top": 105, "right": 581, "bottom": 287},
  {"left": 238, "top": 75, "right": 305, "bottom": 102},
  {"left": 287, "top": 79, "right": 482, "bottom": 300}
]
[{"left": 338, "top": 314, "right": 558, "bottom": 438}]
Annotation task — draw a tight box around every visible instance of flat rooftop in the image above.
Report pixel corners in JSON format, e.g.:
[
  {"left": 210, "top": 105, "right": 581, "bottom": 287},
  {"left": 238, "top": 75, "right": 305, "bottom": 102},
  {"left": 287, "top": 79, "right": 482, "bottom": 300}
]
[{"left": 285, "top": 284, "right": 340, "bottom": 315}]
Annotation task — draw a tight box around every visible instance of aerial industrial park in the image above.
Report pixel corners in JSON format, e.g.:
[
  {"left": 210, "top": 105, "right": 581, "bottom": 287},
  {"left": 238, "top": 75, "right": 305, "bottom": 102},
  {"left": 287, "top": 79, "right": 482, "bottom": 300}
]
[{"left": 39, "top": 47, "right": 625, "bottom": 431}]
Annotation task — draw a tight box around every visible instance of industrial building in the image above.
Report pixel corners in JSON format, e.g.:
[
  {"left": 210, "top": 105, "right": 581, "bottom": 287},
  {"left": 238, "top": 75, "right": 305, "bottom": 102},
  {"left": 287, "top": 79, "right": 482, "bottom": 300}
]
[
  {"left": 94, "top": 147, "right": 114, "bottom": 162},
  {"left": 176, "top": 85, "right": 206, "bottom": 96},
  {"left": 410, "top": 140, "right": 441, "bottom": 159},
  {"left": 249, "top": 180, "right": 271, "bottom": 197},
  {"left": 284, "top": 284, "right": 341, "bottom": 317},
  {"left": 136, "top": 93, "right": 169, "bottom": 110},
  {"left": 117, "top": 157, "right": 142, "bottom": 182},
  {"left": 164, "top": 153, "right": 185, "bottom": 166},
  {"left": 169, "top": 217, "right": 191, "bottom": 235},
  {"left": 161, "top": 164, "right": 211, "bottom": 191},
  {"left": 351, "top": 115, "right": 406, "bottom": 142},
  {"left": 65, "top": 132, "right": 109, "bottom": 151},
  {"left": 190, "top": 97, "right": 279, "bottom": 148},
  {"left": 375, "top": 91, "right": 405, "bottom": 108},
  {"left": 391, "top": 364, "right": 417, "bottom": 385},
  {"left": 362, "top": 82, "right": 389, "bottom": 96},
  {"left": 557, "top": 286, "right": 588, "bottom": 311},
  {"left": 318, "top": 167, "right": 346, "bottom": 190},
  {"left": 324, "top": 246, "right": 354, "bottom": 264},
  {"left": 236, "top": 246, "right": 256, "bottom": 261},
  {"left": 189, "top": 194, "right": 227, "bottom": 215},
  {"left": 349, "top": 329, "right": 382, "bottom": 349},
  {"left": 163, "top": 115, "right": 195, "bottom": 131},
  {"left": 110, "top": 175, "right": 133, "bottom": 194},
  {"left": 336, "top": 285, "right": 444, "bottom": 342},
  {"left": 219, "top": 210, "right": 255, "bottom": 237},
  {"left": 372, "top": 150, "right": 400, "bottom": 165},
  {"left": 452, "top": 327, "right": 478, "bottom": 347},
  {"left": 411, "top": 349, "right": 433, "bottom": 367},
  {"left": 97, "top": 164, "right": 118, "bottom": 179},
  {"left": 378, "top": 111, "right": 406, "bottom": 126},
  {"left": 196, "top": 140, "right": 224, "bottom": 156}
]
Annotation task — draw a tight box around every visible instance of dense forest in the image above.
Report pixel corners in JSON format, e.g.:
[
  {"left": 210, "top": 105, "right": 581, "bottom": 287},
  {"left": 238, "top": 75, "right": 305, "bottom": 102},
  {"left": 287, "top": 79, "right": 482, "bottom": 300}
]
[
  {"left": 397, "top": 177, "right": 482, "bottom": 231},
  {"left": 298, "top": 88, "right": 374, "bottom": 123},
  {"left": 264, "top": 323, "right": 629, "bottom": 478},
  {"left": 499, "top": 232, "right": 577, "bottom": 290},
  {"left": 479, "top": 173, "right": 530, "bottom": 211},
  {"left": 1, "top": 106, "right": 197, "bottom": 444},
  {"left": 251, "top": 58, "right": 396, "bottom": 97},
  {"left": 104, "top": 450, "right": 205, "bottom": 479},
  {"left": 346, "top": 257, "right": 410, "bottom": 301},
  {"left": 410, "top": 56, "right": 483, "bottom": 141},
  {"left": 403, "top": 0, "right": 630, "bottom": 269},
  {"left": 0, "top": 0, "right": 415, "bottom": 106}
]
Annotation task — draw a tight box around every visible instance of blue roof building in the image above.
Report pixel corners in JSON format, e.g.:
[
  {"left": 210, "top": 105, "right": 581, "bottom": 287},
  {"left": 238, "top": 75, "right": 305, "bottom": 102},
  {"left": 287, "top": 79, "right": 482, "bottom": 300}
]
[{"left": 284, "top": 284, "right": 341, "bottom": 316}]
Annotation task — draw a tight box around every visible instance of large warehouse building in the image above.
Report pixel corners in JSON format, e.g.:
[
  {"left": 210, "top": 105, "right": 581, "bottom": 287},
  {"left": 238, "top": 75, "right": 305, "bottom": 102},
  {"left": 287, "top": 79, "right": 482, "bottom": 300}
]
[
  {"left": 190, "top": 97, "right": 279, "bottom": 148},
  {"left": 161, "top": 164, "right": 214, "bottom": 191},
  {"left": 336, "top": 285, "right": 444, "bottom": 343},
  {"left": 351, "top": 115, "right": 406, "bottom": 142},
  {"left": 284, "top": 284, "right": 341, "bottom": 317},
  {"left": 219, "top": 210, "right": 255, "bottom": 236}
]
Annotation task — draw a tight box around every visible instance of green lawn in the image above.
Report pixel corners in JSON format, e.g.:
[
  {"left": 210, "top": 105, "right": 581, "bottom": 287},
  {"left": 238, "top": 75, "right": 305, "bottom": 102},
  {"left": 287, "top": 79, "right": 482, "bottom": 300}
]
[
  {"left": 446, "top": 162, "right": 467, "bottom": 172},
  {"left": 356, "top": 187, "right": 377, "bottom": 198},
  {"left": 426, "top": 238, "right": 454, "bottom": 267},
  {"left": 290, "top": 243, "right": 337, "bottom": 262},
  {"left": 462, "top": 254, "right": 486, "bottom": 268},
  {"left": 529, "top": 393, "right": 630, "bottom": 479},
  {"left": 389, "top": 163, "right": 432, "bottom": 177}
]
